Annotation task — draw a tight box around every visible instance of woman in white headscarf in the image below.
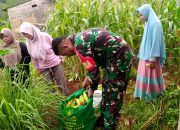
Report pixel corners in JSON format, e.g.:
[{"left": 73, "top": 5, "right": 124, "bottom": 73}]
[
  {"left": 20, "top": 22, "right": 68, "bottom": 94},
  {"left": 0, "top": 28, "right": 31, "bottom": 82},
  {"left": 134, "top": 4, "right": 166, "bottom": 100}
]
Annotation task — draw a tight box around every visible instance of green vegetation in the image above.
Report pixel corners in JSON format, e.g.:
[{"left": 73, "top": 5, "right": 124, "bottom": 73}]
[
  {"left": 47, "top": 0, "right": 180, "bottom": 129},
  {"left": 119, "top": 84, "right": 180, "bottom": 129},
  {"left": 0, "top": 0, "right": 30, "bottom": 30},
  {"left": 0, "top": 0, "right": 30, "bottom": 10},
  {"left": 47, "top": 0, "right": 180, "bottom": 81},
  {"left": 0, "top": 49, "right": 65, "bottom": 129},
  {"left": 0, "top": 0, "right": 179, "bottom": 129},
  {"left": 0, "top": 67, "right": 65, "bottom": 129}
]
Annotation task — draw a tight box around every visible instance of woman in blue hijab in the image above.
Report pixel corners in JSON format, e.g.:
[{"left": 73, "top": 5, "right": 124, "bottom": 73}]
[{"left": 134, "top": 4, "right": 166, "bottom": 100}]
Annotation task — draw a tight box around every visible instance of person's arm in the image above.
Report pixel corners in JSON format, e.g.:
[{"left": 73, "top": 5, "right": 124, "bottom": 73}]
[
  {"left": 75, "top": 49, "right": 100, "bottom": 90},
  {"left": 0, "top": 58, "right": 4, "bottom": 68},
  {"left": 19, "top": 42, "right": 31, "bottom": 64},
  {"left": 148, "top": 23, "right": 165, "bottom": 68},
  {"left": 59, "top": 55, "right": 65, "bottom": 63},
  {"left": 79, "top": 53, "right": 100, "bottom": 97},
  {"left": 75, "top": 33, "right": 100, "bottom": 91},
  {"left": 44, "top": 32, "right": 66, "bottom": 63}
]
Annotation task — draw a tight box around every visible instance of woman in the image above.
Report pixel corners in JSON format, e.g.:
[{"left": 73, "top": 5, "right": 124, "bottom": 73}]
[
  {"left": 0, "top": 28, "right": 31, "bottom": 83},
  {"left": 19, "top": 22, "right": 67, "bottom": 94},
  {"left": 134, "top": 4, "right": 166, "bottom": 100}
]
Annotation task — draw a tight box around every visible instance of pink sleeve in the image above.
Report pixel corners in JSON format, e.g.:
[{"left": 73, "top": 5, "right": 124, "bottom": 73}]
[
  {"left": 42, "top": 33, "right": 53, "bottom": 52},
  {"left": 46, "top": 34, "right": 53, "bottom": 43},
  {"left": 42, "top": 32, "right": 53, "bottom": 45}
]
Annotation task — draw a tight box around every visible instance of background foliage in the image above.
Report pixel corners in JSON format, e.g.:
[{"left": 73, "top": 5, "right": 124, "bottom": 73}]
[
  {"left": 47, "top": 0, "right": 180, "bottom": 81},
  {"left": 0, "top": 0, "right": 30, "bottom": 9},
  {"left": 0, "top": 0, "right": 30, "bottom": 30},
  {"left": 0, "top": 0, "right": 179, "bottom": 129},
  {"left": 46, "top": 1, "right": 180, "bottom": 129}
]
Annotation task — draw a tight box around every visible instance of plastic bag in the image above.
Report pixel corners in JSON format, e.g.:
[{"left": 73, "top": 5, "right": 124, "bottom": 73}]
[
  {"left": 59, "top": 88, "right": 96, "bottom": 130},
  {"left": 93, "top": 90, "right": 102, "bottom": 108}
]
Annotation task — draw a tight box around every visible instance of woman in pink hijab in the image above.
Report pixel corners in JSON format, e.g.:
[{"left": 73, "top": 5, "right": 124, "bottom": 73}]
[{"left": 20, "top": 22, "right": 67, "bottom": 94}]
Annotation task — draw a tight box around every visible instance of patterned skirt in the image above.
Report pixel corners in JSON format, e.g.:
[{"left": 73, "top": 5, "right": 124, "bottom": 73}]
[{"left": 134, "top": 60, "right": 165, "bottom": 100}]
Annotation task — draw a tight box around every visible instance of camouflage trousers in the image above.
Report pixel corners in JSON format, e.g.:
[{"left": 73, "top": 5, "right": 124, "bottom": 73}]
[
  {"left": 97, "top": 45, "right": 134, "bottom": 129},
  {"left": 96, "top": 67, "right": 132, "bottom": 129},
  {"left": 97, "top": 80, "right": 125, "bottom": 129}
]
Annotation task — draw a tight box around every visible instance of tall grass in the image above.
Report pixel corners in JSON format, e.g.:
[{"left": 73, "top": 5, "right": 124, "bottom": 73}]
[
  {"left": 120, "top": 84, "right": 180, "bottom": 129},
  {"left": 0, "top": 67, "right": 65, "bottom": 129},
  {"left": 47, "top": 0, "right": 180, "bottom": 80}
]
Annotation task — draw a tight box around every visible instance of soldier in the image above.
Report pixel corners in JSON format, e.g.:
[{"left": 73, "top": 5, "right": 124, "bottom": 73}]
[{"left": 52, "top": 28, "right": 135, "bottom": 129}]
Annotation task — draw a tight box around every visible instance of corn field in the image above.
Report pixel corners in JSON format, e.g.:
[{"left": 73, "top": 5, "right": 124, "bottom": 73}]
[
  {"left": 47, "top": 0, "right": 180, "bottom": 80},
  {"left": 0, "top": 0, "right": 179, "bottom": 129}
]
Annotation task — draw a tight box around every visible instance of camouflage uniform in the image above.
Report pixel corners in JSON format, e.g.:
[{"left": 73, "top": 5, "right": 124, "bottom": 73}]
[{"left": 69, "top": 29, "right": 135, "bottom": 129}]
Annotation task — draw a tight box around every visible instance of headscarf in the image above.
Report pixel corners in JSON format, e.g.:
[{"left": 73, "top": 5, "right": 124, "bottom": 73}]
[
  {"left": 137, "top": 4, "right": 166, "bottom": 67},
  {"left": 20, "top": 22, "right": 49, "bottom": 62},
  {"left": 0, "top": 28, "right": 22, "bottom": 67}
]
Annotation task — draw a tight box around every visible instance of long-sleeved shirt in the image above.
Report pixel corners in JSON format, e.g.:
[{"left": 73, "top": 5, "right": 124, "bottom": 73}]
[
  {"left": 70, "top": 28, "right": 134, "bottom": 90},
  {"left": 31, "top": 33, "right": 63, "bottom": 70}
]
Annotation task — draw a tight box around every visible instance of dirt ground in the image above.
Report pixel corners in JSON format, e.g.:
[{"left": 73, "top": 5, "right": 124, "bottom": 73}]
[{"left": 66, "top": 80, "right": 82, "bottom": 96}]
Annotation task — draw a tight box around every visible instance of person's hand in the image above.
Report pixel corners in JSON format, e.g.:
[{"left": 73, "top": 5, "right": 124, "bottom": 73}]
[
  {"left": 88, "top": 88, "right": 94, "bottom": 97},
  {"left": 59, "top": 56, "right": 65, "bottom": 63},
  {"left": 146, "top": 61, "right": 155, "bottom": 69},
  {"left": 82, "top": 76, "right": 91, "bottom": 89}
]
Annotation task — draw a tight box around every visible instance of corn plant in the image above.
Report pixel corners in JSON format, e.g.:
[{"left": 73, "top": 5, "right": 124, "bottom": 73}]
[
  {"left": 47, "top": 0, "right": 180, "bottom": 79},
  {"left": 47, "top": 0, "right": 180, "bottom": 80},
  {"left": 63, "top": 56, "right": 86, "bottom": 81}
]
